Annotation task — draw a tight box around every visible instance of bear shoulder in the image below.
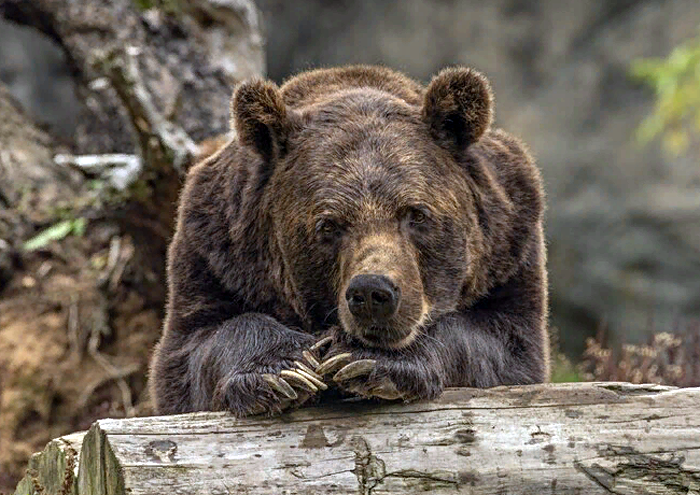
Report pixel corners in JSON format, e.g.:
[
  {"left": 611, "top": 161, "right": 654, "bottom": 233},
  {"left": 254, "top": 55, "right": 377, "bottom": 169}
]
[
  {"left": 464, "top": 127, "right": 546, "bottom": 296},
  {"left": 480, "top": 128, "right": 544, "bottom": 219}
]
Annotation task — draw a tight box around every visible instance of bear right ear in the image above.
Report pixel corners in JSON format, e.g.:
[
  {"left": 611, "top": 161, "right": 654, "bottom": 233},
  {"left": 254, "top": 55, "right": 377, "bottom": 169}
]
[
  {"left": 230, "top": 79, "right": 295, "bottom": 162},
  {"left": 422, "top": 67, "right": 493, "bottom": 153}
]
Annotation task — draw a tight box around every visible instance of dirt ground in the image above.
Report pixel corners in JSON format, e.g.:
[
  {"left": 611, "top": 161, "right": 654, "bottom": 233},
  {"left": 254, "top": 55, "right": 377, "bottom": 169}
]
[
  {"left": 0, "top": 216, "right": 163, "bottom": 492},
  {"left": 0, "top": 66, "right": 182, "bottom": 492}
]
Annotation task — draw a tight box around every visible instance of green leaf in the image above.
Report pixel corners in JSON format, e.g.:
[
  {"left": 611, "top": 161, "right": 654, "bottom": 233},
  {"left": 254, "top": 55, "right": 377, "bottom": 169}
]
[
  {"left": 550, "top": 353, "right": 583, "bottom": 383},
  {"left": 663, "top": 128, "right": 690, "bottom": 155},
  {"left": 636, "top": 115, "right": 664, "bottom": 144},
  {"left": 22, "top": 218, "right": 89, "bottom": 251},
  {"left": 22, "top": 220, "right": 74, "bottom": 251},
  {"left": 632, "top": 28, "right": 700, "bottom": 156},
  {"left": 72, "top": 218, "right": 88, "bottom": 237},
  {"left": 629, "top": 58, "right": 664, "bottom": 82}
]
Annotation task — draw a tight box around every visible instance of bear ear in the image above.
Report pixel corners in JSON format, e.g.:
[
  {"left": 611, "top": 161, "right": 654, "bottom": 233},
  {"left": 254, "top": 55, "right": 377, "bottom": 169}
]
[
  {"left": 230, "top": 79, "right": 295, "bottom": 162},
  {"left": 422, "top": 67, "right": 493, "bottom": 152}
]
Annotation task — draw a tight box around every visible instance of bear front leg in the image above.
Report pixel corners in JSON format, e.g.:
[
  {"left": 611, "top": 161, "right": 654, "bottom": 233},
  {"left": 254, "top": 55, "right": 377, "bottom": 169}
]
[
  {"left": 316, "top": 328, "right": 446, "bottom": 402},
  {"left": 153, "top": 313, "right": 326, "bottom": 416},
  {"left": 425, "top": 311, "right": 548, "bottom": 388}
]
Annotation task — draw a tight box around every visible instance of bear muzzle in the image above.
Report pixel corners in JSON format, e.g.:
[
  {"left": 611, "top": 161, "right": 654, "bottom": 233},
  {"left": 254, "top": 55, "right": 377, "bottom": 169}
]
[
  {"left": 345, "top": 274, "right": 401, "bottom": 324},
  {"left": 337, "top": 232, "right": 426, "bottom": 348},
  {"left": 342, "top": 273, "right": 419, "bottom": 348}
]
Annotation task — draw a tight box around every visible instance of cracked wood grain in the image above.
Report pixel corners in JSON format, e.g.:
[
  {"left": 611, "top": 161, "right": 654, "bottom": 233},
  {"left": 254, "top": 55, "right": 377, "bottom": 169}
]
[{"left": 12, "top": 382, "right": 700, "bottom": 494}]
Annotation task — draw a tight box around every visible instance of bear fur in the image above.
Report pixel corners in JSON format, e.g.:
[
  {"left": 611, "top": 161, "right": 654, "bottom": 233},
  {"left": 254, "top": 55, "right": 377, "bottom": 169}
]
[{"left": 149, "top": 65, "right": 550, "bottom": 416}]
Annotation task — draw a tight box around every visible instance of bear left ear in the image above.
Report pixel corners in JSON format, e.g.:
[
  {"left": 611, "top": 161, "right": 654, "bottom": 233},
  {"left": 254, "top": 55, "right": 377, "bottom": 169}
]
[
  {"left": 230, "top": 79, "right": 296, "bottom": 162},
  {"left": 422, "top": 67, "right": 493, "bottom": 152}
]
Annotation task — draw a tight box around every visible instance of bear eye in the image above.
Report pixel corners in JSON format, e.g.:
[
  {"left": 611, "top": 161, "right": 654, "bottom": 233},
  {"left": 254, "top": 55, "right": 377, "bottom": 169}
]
[
  {"left": 316, "top": 218, "right": 343, "bottom": 241},
  {"left": 405, "top": 207, "right": 428, "bottom": 226}
]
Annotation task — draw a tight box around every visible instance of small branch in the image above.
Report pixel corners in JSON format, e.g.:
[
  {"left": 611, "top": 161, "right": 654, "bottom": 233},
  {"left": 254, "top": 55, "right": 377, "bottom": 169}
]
[
  {"left": 68, "top": 293, "right": 80, "bottom": 359},
  {"left": 84, "top": 308, "right": 138, "bottom": 418},
  {"left": 54, "top": 153, "right": 142, "bottom": 191},
  {"left": 92, "top": 45, "right": 198, "bottom": 175}
]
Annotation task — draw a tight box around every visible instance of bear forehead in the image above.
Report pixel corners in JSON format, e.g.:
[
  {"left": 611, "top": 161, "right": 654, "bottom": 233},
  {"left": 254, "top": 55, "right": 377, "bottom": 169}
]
[
  {"left": 291, "top": 88, "right": 448, "bottom": 174},
  {"left": 270, "top": 89, "right": 469, "bottom": 220},
  {"left": 280, "top": 137, "right": 464, "bottom": 219},
  {"left": 298, "top": 87, "right": 420, "bottom": 121}
]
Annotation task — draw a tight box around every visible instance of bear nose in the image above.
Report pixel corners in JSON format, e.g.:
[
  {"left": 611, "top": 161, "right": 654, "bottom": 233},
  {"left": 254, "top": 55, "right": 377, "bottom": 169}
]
[{"left": 345, "top": 274, "right": 400, "bottom": 323}]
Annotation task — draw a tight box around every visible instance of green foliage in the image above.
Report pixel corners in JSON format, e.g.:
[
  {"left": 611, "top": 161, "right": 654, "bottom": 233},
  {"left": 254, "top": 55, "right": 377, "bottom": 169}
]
[
  {"left": 133, "top": 0, "right": 151, "bottom": 10},
  {"left": 550, "top": 353, "right": 583, "bottom": 383},
  {"left": 631, "top": 28, "right": 700, "bottom": 155},
  {"left": 22, "top": 218, "right": 88, "bottom": 252},
  {"left": 548, "top": 326, "right": 583, "bottom": 383}
]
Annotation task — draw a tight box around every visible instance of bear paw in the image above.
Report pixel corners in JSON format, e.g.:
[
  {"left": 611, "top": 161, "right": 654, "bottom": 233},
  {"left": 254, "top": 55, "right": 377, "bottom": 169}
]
[
  {"left": 262, "top": 358, "right": 328, "bottom": 399},
  {"left": 216, "top": 346, "right": 328, "bottom": 417},
  {"left": 317, "top": 351, "right": 443, "bottom": 402}
]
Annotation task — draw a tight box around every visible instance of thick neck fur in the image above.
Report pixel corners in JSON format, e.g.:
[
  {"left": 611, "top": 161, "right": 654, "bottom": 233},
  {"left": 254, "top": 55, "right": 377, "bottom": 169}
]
[{"left": 462, "top": 129, "right": 544, "bottom": 299}]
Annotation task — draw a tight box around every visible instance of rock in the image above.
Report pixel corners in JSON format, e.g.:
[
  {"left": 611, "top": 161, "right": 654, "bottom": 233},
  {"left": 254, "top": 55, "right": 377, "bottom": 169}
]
[
  {"left": 0, "top": 0, "right": 264, "bottom": 151},
  {"left": 186, "top": 0, "right": 265, "bottom": 82},
  {"left": 0, "top": 19, "right": 79, "bottom": 139}
]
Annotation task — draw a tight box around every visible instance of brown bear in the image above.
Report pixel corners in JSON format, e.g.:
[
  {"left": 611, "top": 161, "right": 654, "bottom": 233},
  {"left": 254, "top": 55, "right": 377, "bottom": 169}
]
[{"left": 149, "top": 64, "right": 550, "bottom": 416}]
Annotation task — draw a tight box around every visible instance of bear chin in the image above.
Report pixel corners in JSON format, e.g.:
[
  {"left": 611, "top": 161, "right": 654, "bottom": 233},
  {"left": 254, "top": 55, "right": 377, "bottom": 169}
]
[
  {"left": 337, "top": 297, "right": 430, "bottom": 350},
  {"left": 346, "top": 325, "right": 418, "bottom": 350}
]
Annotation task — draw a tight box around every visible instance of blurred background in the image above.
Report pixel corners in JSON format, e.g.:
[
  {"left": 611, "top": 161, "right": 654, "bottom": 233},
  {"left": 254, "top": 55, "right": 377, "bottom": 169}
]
[{"left": 1, "top": 0, "right": 699, "bottom": 490}]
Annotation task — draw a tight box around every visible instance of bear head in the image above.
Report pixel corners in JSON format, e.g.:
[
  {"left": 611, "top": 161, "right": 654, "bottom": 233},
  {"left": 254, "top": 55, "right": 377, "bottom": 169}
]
[{"left": 230, "top": 67, "right": 496, "bottom": 350}]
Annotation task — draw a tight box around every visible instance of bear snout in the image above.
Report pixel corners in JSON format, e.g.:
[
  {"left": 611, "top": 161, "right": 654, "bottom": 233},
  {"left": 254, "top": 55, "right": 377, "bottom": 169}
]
[
  {"left": 337, "top": 232, "right": 426, "bottom": 348},
  {"left": 345, "top": 274, "right": 401, "bottom": 324}
]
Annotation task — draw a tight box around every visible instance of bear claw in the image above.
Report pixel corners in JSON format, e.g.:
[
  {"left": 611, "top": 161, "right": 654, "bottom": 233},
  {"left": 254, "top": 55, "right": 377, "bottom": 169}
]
[
  {"left": 262, "top": 374, "right": 298, "bottom": 400},
  {"left": 332, "top": 359, "right": 377, "bottom": 382},
  {"left": 309, "top": 336, "right": 333, "bottom": 352},
  {"left": 302, "top": 350, "right": 321, "bottom": 369},
  {"left": 280, "top": 369, "right": 318, "bottom": 392},
  {"left": 294, "top": 368, "right": 328, "bottom": 390},
  {"left": 367, "top": 380, "right": 402, "bottom": 400},
  {"left": 293, "top": 360, "right": 323, "bottom": 381},
  {"left": 316, "top": 352, "right": 353, "bottom": 375}
]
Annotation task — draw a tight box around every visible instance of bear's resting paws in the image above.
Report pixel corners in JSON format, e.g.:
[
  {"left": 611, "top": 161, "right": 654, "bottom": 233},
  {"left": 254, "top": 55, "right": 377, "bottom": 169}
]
[
  {"left": 218, "top": 345, "right": 328, "bottom": 417},
  {"left": 317, "top": 351, "right": 440, "bottom": 402},
  {"left": 261, "top": 354, "right": 328, "bottom": 397}
]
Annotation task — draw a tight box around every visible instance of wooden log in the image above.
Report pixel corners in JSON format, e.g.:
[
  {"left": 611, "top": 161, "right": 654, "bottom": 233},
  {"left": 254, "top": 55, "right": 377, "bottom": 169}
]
[{"left": 12, "top": 382, "right": 700, "bottom": 495}]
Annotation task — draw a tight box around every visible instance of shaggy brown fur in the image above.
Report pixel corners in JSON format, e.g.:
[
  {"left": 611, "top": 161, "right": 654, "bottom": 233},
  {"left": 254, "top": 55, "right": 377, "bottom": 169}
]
[{"left": 149, "top": 64, "right": 550, "bottom": 416}]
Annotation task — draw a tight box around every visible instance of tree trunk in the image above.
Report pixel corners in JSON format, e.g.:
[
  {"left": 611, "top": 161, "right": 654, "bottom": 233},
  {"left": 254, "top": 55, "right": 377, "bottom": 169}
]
[
  {"left": 12, "top": 383, "right": 700, "bottom": 495},
  {"left": 1, "top": 0, "right": 262, "bottom": 154},
  {"left": 2, "top": 0, "right": 263, "bottom": 296}
]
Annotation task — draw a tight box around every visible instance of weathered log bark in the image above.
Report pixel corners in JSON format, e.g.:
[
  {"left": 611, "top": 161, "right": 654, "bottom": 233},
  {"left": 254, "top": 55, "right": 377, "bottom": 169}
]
[{"left": 12, "top": 383, "right": 700, "bottom": 495}]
